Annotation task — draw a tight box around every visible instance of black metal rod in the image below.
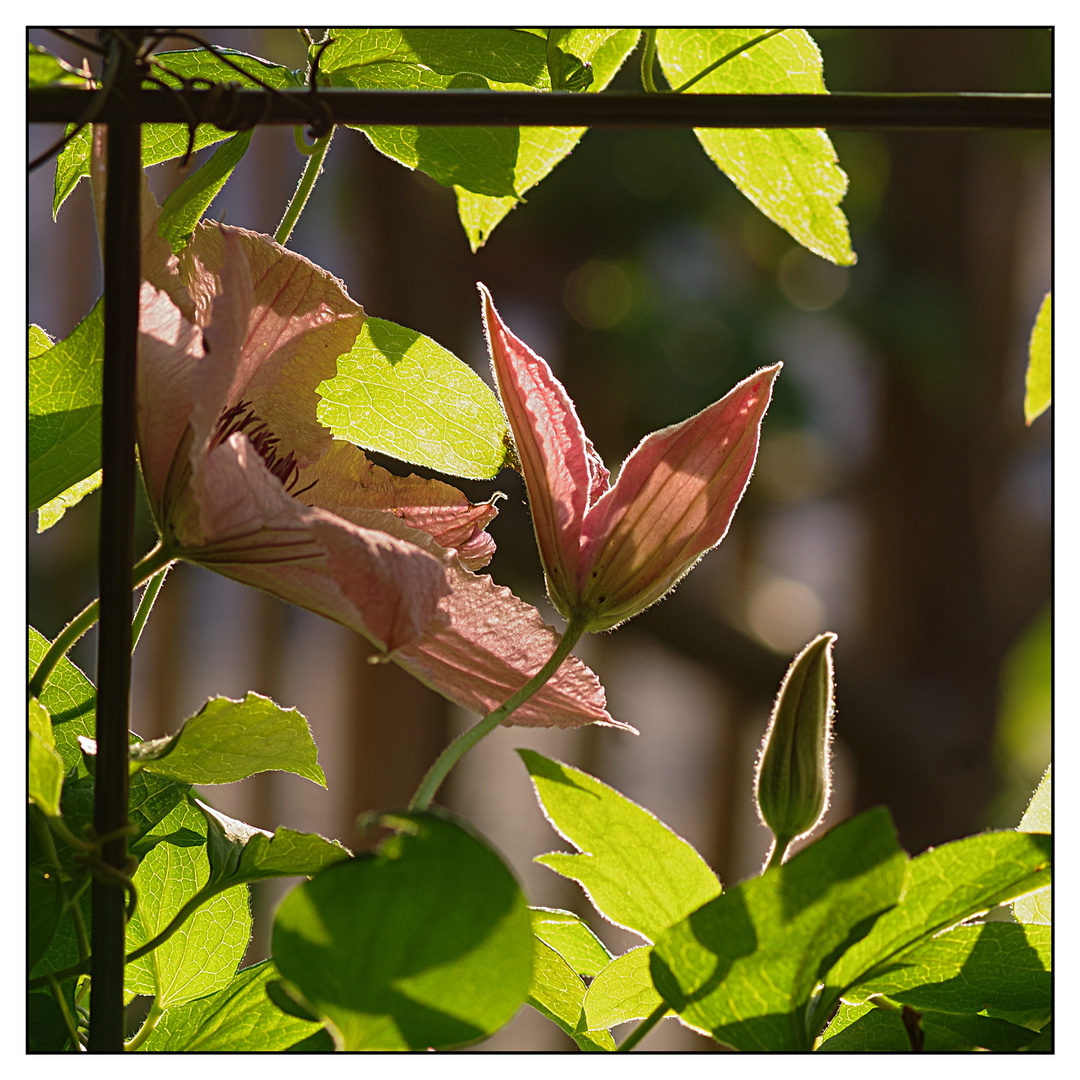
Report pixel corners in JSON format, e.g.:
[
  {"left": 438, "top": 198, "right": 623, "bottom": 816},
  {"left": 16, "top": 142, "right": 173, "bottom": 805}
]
[
  {"left": 28, "top": 88, "right": 1051, "bottom": 130},
  {"left": 87, "top": 38, "right": 142, "bottom": 1054}
]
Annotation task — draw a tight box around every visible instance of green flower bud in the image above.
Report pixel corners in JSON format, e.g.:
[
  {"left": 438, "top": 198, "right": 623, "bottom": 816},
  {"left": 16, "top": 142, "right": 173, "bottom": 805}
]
[{"left": 754, "top": 632, "right": 836, "bottom": 868}]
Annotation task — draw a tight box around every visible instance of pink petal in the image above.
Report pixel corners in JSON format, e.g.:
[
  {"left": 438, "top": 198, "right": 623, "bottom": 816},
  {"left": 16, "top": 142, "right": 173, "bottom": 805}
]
[
  {"left": 578, "top": 365, "right": 780, "bottom": 630},
  {"left": 394, "top": 562, "right": 628, "bottom": 730},
  {"left": 184, "top": 435, "right": 450, "bottom": 653},
  {"left": 301, "top": 442, "right": 500, "bottom": 570},
  {"left": 481, "top": 284, "right": 599, "bottom": 615},
  {"left": 136, "top": 284, "right": 202, "bottom": 521}
]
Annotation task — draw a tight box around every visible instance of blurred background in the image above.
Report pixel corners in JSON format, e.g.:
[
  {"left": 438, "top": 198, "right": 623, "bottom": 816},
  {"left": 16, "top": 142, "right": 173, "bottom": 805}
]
[{"left": 29, "top": 28, "right": 1051, "bottom": 1050}]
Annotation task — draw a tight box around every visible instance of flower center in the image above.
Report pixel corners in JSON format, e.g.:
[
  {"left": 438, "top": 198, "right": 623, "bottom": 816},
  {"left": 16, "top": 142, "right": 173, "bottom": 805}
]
[{"left": 212, "top": 399, "right": 317, "bottom": 496}]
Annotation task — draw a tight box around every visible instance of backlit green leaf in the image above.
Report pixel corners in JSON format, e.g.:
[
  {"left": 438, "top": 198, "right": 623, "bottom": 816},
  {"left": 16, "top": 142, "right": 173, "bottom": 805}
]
[
  {"left": 1015, "top": 766, "right": 1051, "bottom": 924},
  {"left": 29, "top": 43, "right": 88, "bottom": 87},
  {"left": 530, "top": 906, "right": 612, "bottom": 978},
  {"left": 29, "top": 698, "right": 64, "bottom": 817},
  {"left": 135, "top": 959, "right": 324, "bottom": 1051},
  {"left": 455, "top": 30, "right": 641, "bottom": 250},
  {"left": 1024, "top": 292, "right": 1051, "bottom": 424},
  {"left": 131, "top": 692, "right": 325, "bottom": 787},
  {"left": 158, "top": 130, "right": 254, "bottom": 253},
  {"left": 521, "top": 750, "right": 721, "bottom": 943},
  {"left": 28, "top": 863, "right": 65, "bottom": 970},
  {"left": 827, "top": 829, "right": 1052, "bottom": 1000},
  {"left": 527, "top": 938, "right": 615, "bottom": 1051},
  {"left": 272, "top": 810, "right": 532, "bottom": 1050},
  {"left": 818, "top": 999, "right": 1046, "bottom": 1052},
  {"left": 53, "top": 47, "right": 300, "bottom": 216},
  {"left": 657, "top": 29, "right": 855, "bottom": 266},
  {"left": 583, "top": 946, "right": 667, "bottom": 1030},
  {"left": 28, "top": 626, "right": 96, "bottom": 775},
  {"left": 36, "top": 470, "right": 102, "bottom": 532},
  {"left": 28, "top": 298, "right": 103, "bottom": 512},
  {"left": 316, "top": 316, "right": 509, "bottom": 478},
  {"left": 845, "top": 921, "right": 1050, "bottom": 1021},
  {"left": 125, "top": 797, "right": 251, "bottom": 1008},
  {"left": 651, "top": 807, "right": 906, "bottom": 1050}
]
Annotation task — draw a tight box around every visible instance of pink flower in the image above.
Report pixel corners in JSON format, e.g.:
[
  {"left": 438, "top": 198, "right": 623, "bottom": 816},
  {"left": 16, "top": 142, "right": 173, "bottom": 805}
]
[
  {"left": 481, "top": 285, "right": 779, "bottom": 632},
  {"left": 126, "top": 159, "right": 615, "bottom": 728}
]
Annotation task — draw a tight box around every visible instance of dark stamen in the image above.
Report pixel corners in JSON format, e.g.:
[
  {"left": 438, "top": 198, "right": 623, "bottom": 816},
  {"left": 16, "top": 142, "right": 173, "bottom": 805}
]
[{"left": 211, "top": 399, "right": 313, "bottom": 497}]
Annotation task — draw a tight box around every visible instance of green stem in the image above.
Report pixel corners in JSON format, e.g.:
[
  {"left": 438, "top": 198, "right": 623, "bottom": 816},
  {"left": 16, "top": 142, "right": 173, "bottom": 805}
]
[
  {"left": 130, "top": 563, "right": 171, "bottom": 652},
  {"left": 766, "top": 835, "right": 792, "bottom": 871},
  {"left": 275, "top": 128, "right": 334, "bottom": 246},
  {"left": 640, "top": 30, "right": 659, "bottom": 93},
  {"left": 409, "top": 615, "right": 590, "bottom": 812},
  {"left": 124, "top": 998, "right": 163, "bottom": 1051},
  {"left": 28, "top": 545, "right": 174, "bottom": 700},
  {"left": 618, "top": 1003, "right": 667, "bottom": 1051},
  {"left": 672, "top": 29, "right": 786, "bottom": 94}
]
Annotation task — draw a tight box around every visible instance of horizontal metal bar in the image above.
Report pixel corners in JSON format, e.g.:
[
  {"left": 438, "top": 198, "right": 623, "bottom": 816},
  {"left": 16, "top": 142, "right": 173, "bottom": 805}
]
[{"left": 28, "top": 87, "right": 1051, "bottom": 130}]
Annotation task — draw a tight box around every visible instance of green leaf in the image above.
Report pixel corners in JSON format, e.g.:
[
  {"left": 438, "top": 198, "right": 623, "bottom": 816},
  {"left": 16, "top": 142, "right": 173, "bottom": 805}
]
[
  {"left": 827, "top": 829, "right": 1052, "bottom": 1000},
  {"left": 29, "top": 698, "right": 64, "bottom": 817},
  {"left": 844, "top": 922, "right": 1051, "bottom": 1021},
  {"left": 272, "top": 809, "right": 533, "bottom": 1050},
  {"left": 125, "top": 797, "right": 252, "bottom": 1008},
  {"left": 521, "top": 750, "right": 721, "bottom": 942},
  {"left": 316, "top": 316, "right": 509, "bottom": 479},
  {"left": 818, "top": 999, "right": 1046, "bottom": 1052},
  {"left": 158, "top": 130, "right": 254, "bottom": 253},
  {"left": 28, "top": 298, "right": 104, "bottom": 512},
  {"left": 28, "top": 990, "right": 74, "bottom": 1052},
  {"left": 320, "top": 29, "right": 639, "bottom": 249},
  {"left": 29, "top": 42, "right": 88, "bottom": 87},
  {"left": 1024, "top": 292, "right": 1052, "bottom": 424},
  {"left": 455, "top": 30, "right": 642, "bottom": 250},
  {"left": 36, "top": 470, "right": 102, "bottom": 532},
  {"left": 135, "top": 959, "right": 324, "bottom": 1051},
  {"left": 131, "top": 692, "right": 326, "bottom": 787},
  {"left": 28, "top": 863, "right": 65, "bottom": 969},
  {"left": 530, "top": 907, "right": 612, "bottom": 978},
  {"left": 28, "top": 626, "right": 96, "bottom": 775},
  {"left": 651, "top": 807, "right": 906, "bottom": 1051},
  {"left": 583, "top": 946, "right": 667, "bottom": 1030},
  {"left": 1015, "top": 766, "right": 1051, "bottom": 924},
  {"left": 527, "top": 938, "right": 616, "bottom": 1051},
  {"left": 53, "top": 47, "right": 301, "bottom": 217},
  {"left": 656, "top": 29, "right": 855, "bottom": 266},
  {"left": 196, "top": 800, "right": 350, "bottom": 890}
]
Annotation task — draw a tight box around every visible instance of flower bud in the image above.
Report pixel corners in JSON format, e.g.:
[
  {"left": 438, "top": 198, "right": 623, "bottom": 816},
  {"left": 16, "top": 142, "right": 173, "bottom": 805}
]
[{"left": 754, "top": 632, "right": 836, "bottom": 866}]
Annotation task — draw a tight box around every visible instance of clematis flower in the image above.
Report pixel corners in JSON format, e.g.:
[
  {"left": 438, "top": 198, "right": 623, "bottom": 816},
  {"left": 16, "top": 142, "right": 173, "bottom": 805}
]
[
  {"left": 117, "top": 144, "right": 616, "bottom": 729},
  {"left": 481, "top": 284, "right": 779, "bottom": 633}
]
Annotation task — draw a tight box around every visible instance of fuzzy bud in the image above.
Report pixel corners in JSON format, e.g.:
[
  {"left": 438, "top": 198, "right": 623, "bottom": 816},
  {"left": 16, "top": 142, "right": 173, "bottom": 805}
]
[{"left": 754, "top": 632, "right": 837, "bottom": 866}]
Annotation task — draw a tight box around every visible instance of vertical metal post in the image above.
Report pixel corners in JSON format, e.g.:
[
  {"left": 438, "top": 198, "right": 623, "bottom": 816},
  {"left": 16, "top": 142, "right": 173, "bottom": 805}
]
[{"left": 88, "top": 28, "right": 143, "bottom": 1053}]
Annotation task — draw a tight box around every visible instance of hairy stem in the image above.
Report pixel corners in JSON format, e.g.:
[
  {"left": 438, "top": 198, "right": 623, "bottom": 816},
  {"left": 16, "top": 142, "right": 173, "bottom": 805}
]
[
  {"left": 409, "top": 616, "right": 590, "bottom": 812},
  {"left": 275, "top": 128, "right": 334, "bottom": 246},
  {"left": 130, "top": 563, "right": 171, "bottom": 653},
  {"left": 766, "top": 835, "right": 792, "bottom": 871},
  {"left": 640, "top": 29, "right": 659, "bottom": 93},
  {"left": 618, "top": 1003, "right": 667, "bottom": 1051},
  {"left": 672, "top": 29, "right": 786, "bottom": 94},
  {"left": 29, "top": 544, "right": 175, "bottom": 699},
  {"left": 124, "top": 998, "right": 164, "bottom": 1051}
]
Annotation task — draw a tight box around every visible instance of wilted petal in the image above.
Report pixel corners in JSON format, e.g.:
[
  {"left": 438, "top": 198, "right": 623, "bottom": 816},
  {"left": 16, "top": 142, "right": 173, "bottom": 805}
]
[
  {"left": 481, "top": 284, "right": 597, "bottom": 615},
  {"left": 186, "top": 435, "right": 450, "bottom": 653},
  {"left": 303, "top": 442, "right": 500, "bottom": 569},
  {"left": 577, "top": 365, "right": 780, "bottom": 630}
]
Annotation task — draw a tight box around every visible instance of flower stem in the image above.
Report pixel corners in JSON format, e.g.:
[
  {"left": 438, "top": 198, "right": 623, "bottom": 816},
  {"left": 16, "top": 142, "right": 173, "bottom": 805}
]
[
  {"left": 640, "top": 30, "right": 659, "bottom": 93},
  {"left": 28, "top": 544, "right": 175, "bottom": 700},
  {"left": 130, "top": 563, "right": 171, "bottom": 652},
  {"left": 618, "top": 1003, "right": 667, "bottom": 1051},
  {"left": 275, "top": 128, "right": 334, "bottom": 246},
  {"left": 766, "top": 835, "right": 793, "bottom": 871},
  {"left": 409, "top": 615, "right": 591, "bottom": 812}
]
